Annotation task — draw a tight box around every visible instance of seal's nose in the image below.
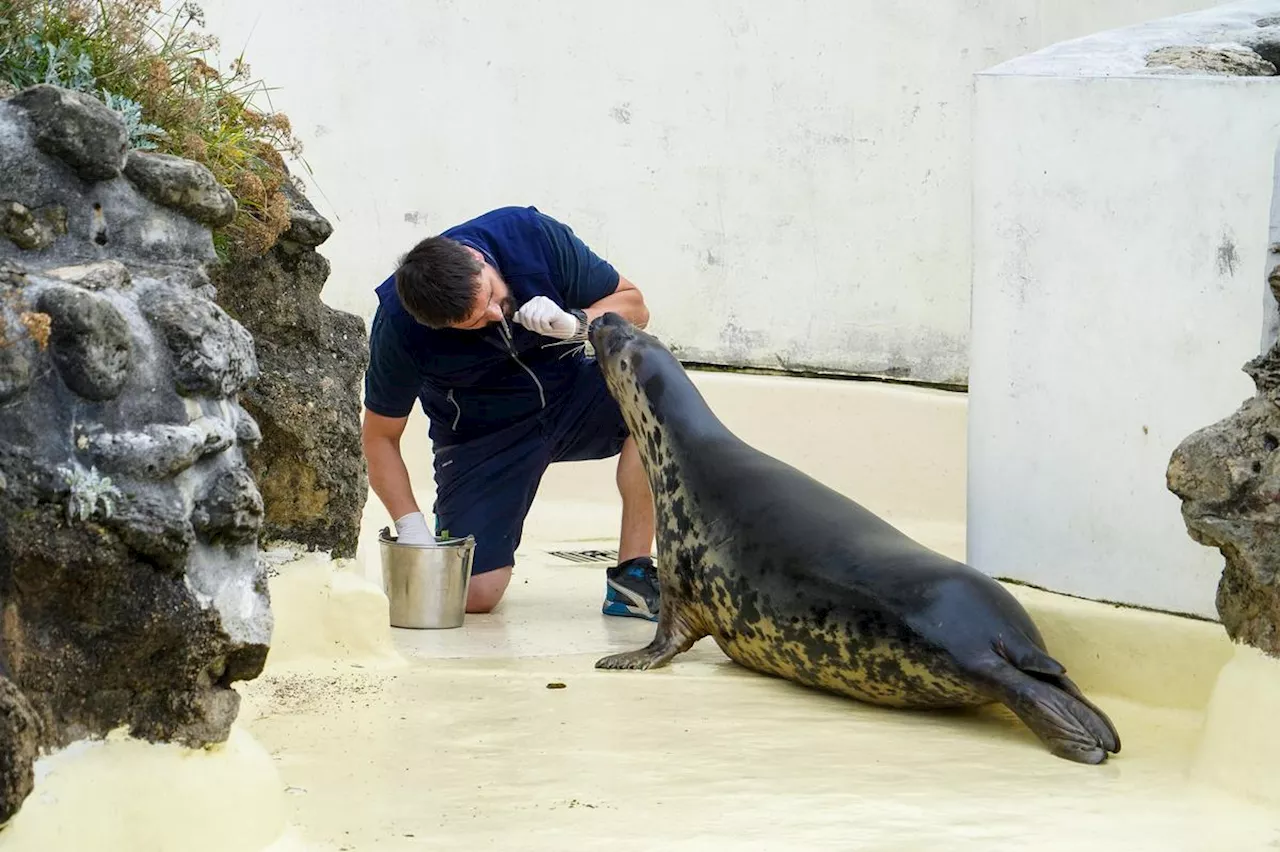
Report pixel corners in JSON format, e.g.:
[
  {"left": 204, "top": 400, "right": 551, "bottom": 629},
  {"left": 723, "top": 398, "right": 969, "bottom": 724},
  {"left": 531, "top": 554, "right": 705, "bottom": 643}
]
[
  {"left": 588, "top": 312, "right": 631, "bottom": 357},
  {"left": 589, "top": 312, "right": 627, "bottom": 348},
  {"left": 591, "top": 312, "right": 624, "bottom": 333}
]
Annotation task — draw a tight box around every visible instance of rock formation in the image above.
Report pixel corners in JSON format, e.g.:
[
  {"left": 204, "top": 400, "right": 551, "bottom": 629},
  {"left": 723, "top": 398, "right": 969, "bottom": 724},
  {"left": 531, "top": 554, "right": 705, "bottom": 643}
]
[
  {"left": 0, "top": 84, "right": 271, "bottom": 825},
  {"left": 1145, "top": 44, "right": 1276, "bottom": 76},
  {"left": 1167, "top": 155, "right": 1280, "bottom": 655},
  {"left": 1144, "top": 17, "right": 1280, "bottom": 77},
  {"left": 208, "top": 179, "right": 369, "bottom": 560},
  {"left": 1244, "top": 24, "right": 1280, "bottom": 70}
]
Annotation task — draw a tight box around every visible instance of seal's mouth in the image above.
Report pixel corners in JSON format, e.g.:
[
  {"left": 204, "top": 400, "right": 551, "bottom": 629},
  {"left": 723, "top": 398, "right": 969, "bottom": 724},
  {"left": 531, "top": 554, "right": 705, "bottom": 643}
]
[{"left": 588, "top": 311, "right": 637, "bottom": 361}]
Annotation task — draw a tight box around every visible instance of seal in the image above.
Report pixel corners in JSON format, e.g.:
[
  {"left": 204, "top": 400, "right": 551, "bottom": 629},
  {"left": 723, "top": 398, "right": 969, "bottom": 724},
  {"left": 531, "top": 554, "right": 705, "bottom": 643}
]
[{"left": 587, "top": 312, "right": 1121, "bottom": 765}]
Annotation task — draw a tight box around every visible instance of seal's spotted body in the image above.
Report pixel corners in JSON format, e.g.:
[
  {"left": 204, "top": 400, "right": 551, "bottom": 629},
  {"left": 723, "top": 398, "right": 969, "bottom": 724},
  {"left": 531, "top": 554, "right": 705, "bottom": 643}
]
[{"left": 589, "top": 313, "right": 1122, "bottom": 764}]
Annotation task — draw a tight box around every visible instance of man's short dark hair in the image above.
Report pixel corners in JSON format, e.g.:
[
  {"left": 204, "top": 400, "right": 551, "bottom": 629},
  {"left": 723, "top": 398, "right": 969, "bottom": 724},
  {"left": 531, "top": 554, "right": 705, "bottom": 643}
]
[{"left": 394, "top": 236, "right": 483, "bottom": 327}]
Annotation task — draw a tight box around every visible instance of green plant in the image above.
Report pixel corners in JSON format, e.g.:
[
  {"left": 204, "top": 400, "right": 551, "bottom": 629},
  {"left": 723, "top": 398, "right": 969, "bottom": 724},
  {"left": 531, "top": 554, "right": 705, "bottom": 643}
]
[
  {"left": 100, "top": 90, "right": 166, "bottom": 149},
  {"left": 0, "top": 0, "right": 309, "bottom": 260},
  {"left": 58, "top": 462, "right": 121, "bottom": 522}
]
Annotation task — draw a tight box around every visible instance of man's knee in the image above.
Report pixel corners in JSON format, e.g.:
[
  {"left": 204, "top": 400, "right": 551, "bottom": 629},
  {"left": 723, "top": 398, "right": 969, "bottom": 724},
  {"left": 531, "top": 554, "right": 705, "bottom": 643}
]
[{"left": 467, "top": 566, "right": 513, "bottom": 613}]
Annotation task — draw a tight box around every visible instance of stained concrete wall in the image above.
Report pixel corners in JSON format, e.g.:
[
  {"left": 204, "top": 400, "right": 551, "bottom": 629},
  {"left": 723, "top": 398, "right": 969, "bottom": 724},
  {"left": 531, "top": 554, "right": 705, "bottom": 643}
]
[
  {"left": 199, "top": 0, "right": 1212, "bottom": 385},
  {"left": 968, "top": 0, "right": 1280, "bottom": 619},
  {"left": 355, "top": 372, "right": 970, "bottom": 586}
]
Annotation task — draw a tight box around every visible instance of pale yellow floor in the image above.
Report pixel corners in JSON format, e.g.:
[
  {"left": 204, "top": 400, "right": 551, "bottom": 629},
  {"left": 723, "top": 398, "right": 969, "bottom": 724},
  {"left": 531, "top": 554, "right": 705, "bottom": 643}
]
[
  {"left": 235, "top": 373, "right": 1278, "bottom": 851},
  {"left": 230, "top": 538, "right": 1280, "bottom": 852},
  {"left": 6, "top": 375, "right": 1280, "bottom": 850}
]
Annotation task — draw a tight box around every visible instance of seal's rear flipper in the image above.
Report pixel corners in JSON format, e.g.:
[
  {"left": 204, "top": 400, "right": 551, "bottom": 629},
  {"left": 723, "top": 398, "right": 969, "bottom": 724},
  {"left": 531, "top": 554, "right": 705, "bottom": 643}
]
[
  {"left": 985, "top": 663, "right": 1122, "bottom": 764},
  {"left": 993, "top": 633, "right": 1067, "bottom": 676},
  {"left": 992, "top": 635, "right": 1121, "bottom": 755}
]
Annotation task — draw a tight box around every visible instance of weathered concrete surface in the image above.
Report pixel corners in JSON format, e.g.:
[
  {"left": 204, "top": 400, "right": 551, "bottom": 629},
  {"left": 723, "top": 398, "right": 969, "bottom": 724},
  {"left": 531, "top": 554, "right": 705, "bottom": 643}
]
[{"left": 968, "top": 0, "right": 1280, "bottom": 619}]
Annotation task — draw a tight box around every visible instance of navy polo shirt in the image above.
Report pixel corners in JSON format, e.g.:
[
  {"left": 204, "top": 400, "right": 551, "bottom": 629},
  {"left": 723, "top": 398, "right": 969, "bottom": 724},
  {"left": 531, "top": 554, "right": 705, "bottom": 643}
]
[{"left": 364, "top": 206, "right": 620, "bottom": 447}]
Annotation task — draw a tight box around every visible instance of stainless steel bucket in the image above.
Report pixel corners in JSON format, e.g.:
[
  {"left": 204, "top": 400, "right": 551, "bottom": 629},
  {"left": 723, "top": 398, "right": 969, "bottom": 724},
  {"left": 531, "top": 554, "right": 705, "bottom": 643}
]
[{"left": 378, "top": 527, "right": 476, "bottom": 629}]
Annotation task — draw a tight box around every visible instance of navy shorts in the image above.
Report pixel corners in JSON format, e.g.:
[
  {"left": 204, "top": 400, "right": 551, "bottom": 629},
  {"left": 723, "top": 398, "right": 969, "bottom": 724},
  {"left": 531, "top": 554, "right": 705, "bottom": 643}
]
[{"left": 429, "top": 362, "right": 630, "bottom": 575}]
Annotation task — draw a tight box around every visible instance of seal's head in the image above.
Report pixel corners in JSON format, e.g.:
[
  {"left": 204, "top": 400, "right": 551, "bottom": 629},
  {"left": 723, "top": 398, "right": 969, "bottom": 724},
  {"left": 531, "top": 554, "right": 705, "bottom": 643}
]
[
  {"left": 589, "top": 311, "right": 672, "bottom": 386},
  {"left": 589, "top": 312, "right": 724, "bottom": 463}
]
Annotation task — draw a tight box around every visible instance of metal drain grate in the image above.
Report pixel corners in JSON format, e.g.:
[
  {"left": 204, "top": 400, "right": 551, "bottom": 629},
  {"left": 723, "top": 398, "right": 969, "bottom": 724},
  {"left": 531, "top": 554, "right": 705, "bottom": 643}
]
[{"left": 547, "top": 549, "right": 618, "bottom": 564}]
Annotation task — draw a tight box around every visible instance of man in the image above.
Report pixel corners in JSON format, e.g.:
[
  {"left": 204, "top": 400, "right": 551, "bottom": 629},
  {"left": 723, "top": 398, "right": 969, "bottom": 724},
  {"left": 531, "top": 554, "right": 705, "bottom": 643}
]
[{"left": 361, "top": 205, "right": 660, "bottom": 619}]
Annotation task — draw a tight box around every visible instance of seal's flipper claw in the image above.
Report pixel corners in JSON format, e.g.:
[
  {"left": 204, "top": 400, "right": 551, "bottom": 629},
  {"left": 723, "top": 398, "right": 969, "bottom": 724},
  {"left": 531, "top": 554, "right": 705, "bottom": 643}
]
[{"left": 595, "top": 647, "right": 672, "bottom": 670}]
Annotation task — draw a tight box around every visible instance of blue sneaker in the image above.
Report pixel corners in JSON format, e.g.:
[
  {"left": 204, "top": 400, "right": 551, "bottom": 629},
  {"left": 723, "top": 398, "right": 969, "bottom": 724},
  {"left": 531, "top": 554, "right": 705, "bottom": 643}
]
[{"left": 602, "top": 556, "right": 660, "bottom": 621}]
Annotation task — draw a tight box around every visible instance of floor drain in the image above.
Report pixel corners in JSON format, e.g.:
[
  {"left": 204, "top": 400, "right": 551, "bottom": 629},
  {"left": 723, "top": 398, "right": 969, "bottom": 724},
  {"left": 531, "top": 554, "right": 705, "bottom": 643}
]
[{"left": 548, "top": 549, "right": 618, "bottom": 564}]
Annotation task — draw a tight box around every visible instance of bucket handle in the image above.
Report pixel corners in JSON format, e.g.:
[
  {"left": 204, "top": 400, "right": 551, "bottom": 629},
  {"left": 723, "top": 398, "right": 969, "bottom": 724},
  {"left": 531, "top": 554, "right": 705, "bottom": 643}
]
[{"left": 378, "top": 526, "right": 476, "bottom": 550}]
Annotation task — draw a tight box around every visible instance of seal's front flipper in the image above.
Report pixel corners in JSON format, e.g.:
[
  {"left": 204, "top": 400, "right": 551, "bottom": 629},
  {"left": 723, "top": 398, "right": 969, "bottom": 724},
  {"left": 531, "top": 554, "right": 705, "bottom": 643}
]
[
  {"left": 595, "top": 609, "right": 704, "bottom": 671},
  {"left": 985, "top": 665, "right": 1121, "bottom": 764},
  {"left": 595, "top": 645, "right": 673, "bottom": 670}
]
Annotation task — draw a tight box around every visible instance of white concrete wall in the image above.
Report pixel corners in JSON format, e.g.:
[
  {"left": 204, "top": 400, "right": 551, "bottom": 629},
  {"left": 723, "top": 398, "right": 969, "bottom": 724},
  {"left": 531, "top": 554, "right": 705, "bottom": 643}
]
[
  {"left": 355, "top": 370, "right": 970, "bottom": 587},
  {"left": 968, "top": 0, "right": 1280, "bottom": 619},
  {"left": 199, "top": 0, "right": 1213, "bottom": 386}
]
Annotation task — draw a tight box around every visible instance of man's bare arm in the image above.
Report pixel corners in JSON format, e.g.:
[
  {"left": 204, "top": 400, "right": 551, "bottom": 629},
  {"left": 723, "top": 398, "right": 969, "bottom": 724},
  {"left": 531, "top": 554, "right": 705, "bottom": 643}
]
[
  {"left": 361, "top": 408, "right": 420, "bottom": 521},
  {"left": 582, "top": 275, "right": 650, "bottom": 329}
]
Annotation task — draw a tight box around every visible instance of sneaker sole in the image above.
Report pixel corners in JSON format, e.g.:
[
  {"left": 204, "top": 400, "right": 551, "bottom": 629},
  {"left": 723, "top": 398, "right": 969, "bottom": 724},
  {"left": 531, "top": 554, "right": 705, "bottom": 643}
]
[
  {"left": 603, "top": 579, "right": 659, "bottom": 621},
  {"left": 601, "top": 601, "right": 658, "bottom": 621}
]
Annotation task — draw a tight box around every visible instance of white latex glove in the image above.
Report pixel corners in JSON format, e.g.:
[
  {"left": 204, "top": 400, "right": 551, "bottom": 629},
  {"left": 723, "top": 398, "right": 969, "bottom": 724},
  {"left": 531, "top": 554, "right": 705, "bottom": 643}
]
[
  {"left": 513, "top": 296, "right": 580, "bottom": 340},
  {"left": 393, "top": 511, "right": 437, "bottom": 546}
]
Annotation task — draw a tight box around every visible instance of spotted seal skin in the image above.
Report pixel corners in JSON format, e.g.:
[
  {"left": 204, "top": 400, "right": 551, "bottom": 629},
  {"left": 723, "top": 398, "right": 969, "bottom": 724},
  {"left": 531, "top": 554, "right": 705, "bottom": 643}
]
[{"left": 588, "top": 313, "right": 1121, "bottom": 765}]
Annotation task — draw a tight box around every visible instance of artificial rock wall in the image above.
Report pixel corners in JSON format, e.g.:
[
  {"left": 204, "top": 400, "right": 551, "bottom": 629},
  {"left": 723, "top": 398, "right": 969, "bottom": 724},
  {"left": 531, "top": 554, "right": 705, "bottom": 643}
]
[
  {"left": 0, "top": 84, "right": 271, "bottom": 825},
  {"left": 209, "top": 180, "right": 369, "bottom": 560},
  {"left": 1168, "top": 138, "right": 1280, "bottom": 656}
]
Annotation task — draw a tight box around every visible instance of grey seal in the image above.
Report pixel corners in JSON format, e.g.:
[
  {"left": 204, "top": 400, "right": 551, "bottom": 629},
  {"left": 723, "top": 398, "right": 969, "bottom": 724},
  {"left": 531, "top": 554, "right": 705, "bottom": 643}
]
[{"left": 587, "top": 312, "right": 1121, "bottom": 765}]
